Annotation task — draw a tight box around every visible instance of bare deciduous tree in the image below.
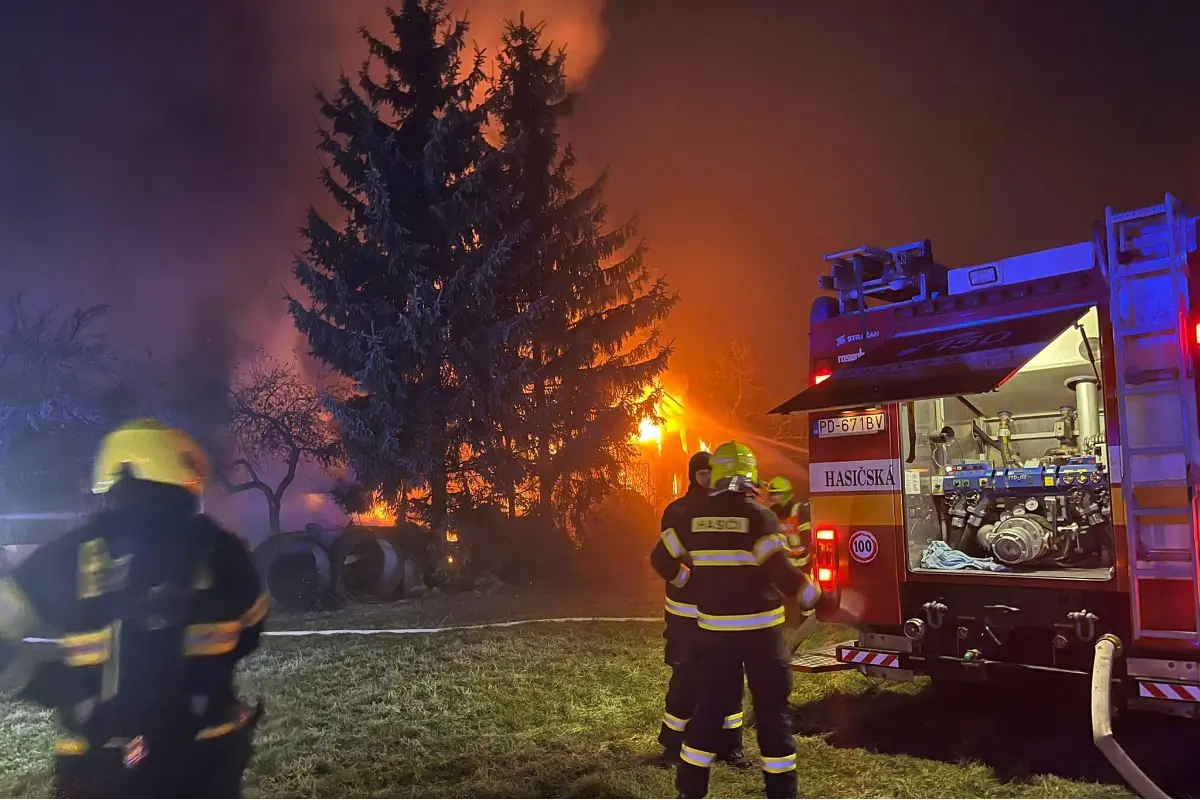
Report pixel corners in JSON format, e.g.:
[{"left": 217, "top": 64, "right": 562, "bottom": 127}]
[
  {"left": 692, "top": 339, "right": 808, "bottom": 453},
  {"left": 0, "top": 294, "right": 114, "bottom": 504},
  {"left": 223, "top": 351, "right": 344, "bottom": 534}
]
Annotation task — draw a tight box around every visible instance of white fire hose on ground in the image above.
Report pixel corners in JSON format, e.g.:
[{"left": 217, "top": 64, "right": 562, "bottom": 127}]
[{"left": 1091, "top": 634, "right": 1169, "bottom": 799}]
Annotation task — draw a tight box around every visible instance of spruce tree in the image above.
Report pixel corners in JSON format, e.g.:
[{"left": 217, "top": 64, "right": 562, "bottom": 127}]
[
  {"left": 490, "top": 18, "right": 677, "bottom": 531},
  {"left": 289, "top": 0, "right": 519, "bottom": 533}
]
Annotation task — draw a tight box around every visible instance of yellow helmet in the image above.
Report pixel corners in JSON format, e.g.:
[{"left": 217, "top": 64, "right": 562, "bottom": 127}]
[
  {"left": 92, "top": 419, "right": 210, "bottom": 496},
  {"left": 766, "top": 476, "right": 794, "bottom": 505},
  {"left": 710, "top": 441, "right": 759, "bottom": 493}
]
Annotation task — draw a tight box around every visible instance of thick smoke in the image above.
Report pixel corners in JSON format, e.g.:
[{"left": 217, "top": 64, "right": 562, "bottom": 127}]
[{"left": 0, "top": 1, "right": 607, "bottom": 490}]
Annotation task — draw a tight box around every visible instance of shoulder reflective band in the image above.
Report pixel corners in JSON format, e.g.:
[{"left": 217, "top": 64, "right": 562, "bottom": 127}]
[
  {"left": 752, "top": 534, "right": 788, "bottom": 564},
  {"left": 670, "top": 563, "right": 691, "bottom": 588},
  {"left": 661, "top": 528, "right": 684, "bottom": 558},
  {"left": 691, "top": 550, "right": 757, "bottom": 567}
]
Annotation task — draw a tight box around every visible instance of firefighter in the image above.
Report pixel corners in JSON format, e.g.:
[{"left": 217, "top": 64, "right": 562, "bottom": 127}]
[
  {"left": 765, "top": 477, "right": 811, "bottom": 571},
  {"left": 766, "top": 477, "right": 816, "bottom": 656},
  {"left": 671, "top": 441, "right": 821, "bottom": 799},
  {"left": 649, "top": 452, "right": 747, "bottom": 769},
  {"left": 0, "top": 419, "right": 267, "bottom": 799}
]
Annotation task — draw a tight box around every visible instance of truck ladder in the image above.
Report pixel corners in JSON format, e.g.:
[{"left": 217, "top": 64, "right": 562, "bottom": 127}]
[{"left": 1106, "top": 192, "right": 1200, "bottom": 641}]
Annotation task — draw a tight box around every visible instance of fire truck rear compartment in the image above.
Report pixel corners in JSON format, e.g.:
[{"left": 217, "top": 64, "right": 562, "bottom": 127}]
[
  {"left": 896, "top": 579, "right": 1132, "bottom": 676},
  {"left": 900, "top": 306, "right": 1119, "bottom": 580}
]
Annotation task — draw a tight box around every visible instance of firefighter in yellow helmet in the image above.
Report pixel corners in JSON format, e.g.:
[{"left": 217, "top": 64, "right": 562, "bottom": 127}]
[
  {"left": 765, "top": 477, "right": 811, "bottom": 571},
  {"left": 0, "top": 419, "right": 267, "bottom": 798},
  {"left": 670, "top": 441, "right": 820, "bottom": 799},
  {"left": 765, "top": 477, "right": 817, "bottom": 654}
]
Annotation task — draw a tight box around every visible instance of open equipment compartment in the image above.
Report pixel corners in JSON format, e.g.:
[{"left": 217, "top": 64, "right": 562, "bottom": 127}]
[{"left": 898, "top": 305, "right": 1115, "bottom": 580}]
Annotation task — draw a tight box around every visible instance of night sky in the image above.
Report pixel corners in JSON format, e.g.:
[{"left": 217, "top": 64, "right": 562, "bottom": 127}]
[{"left": 2, "top": 0, "right": 1198, "bottom": 396}]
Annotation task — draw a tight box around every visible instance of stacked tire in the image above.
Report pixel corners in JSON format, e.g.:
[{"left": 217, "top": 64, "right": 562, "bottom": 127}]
[{"left": 253, "top": 525, "right": 425, "bottom": 611}]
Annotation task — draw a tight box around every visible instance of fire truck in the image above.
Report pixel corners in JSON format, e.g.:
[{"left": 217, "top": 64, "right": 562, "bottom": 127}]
[{"left": 774, "top": 193, "right": 1198, "bottom": 796}]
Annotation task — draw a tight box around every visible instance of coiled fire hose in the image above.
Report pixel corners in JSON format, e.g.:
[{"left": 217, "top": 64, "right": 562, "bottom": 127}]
[{"left": 1091, "top": 634, "right": 1168, "bottom": 799}]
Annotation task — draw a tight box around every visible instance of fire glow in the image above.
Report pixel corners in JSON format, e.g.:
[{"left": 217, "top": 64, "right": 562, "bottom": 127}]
[
  {"left": 629, "top": 384, "right": 714, "bottom": 502},
  {"left": 345, "top": 382, "right": 709, "bottom": 526}
]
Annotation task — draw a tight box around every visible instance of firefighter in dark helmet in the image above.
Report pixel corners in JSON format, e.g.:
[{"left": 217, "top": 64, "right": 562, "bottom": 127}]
[
  {"left": 649, "top": 451, "right": 746, "bottom": 769},
  {"left": 670, "top": 441, "right": 821, "bottom": 800},
  {"left": 0, "top": 419, "right": 267, "bottom": 798}
]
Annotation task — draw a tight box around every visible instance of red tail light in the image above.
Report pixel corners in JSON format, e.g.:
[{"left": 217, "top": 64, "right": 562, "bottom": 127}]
[
  {"left": 814, "top": 527, "right": 837, "bottom": 595},
  {"left": 811, "top": 357, "right": 834, "bottom": 386}
]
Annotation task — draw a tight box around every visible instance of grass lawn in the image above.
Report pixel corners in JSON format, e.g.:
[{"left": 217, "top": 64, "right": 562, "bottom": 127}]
[{"left": 0, "top": 585, "right": 1190, "bottom": 798}]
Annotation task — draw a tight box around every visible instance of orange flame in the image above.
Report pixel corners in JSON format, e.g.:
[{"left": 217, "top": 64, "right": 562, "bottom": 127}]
[
  {"left": 354, "top": 488, "right": 397, "bottom": 527},
  {"left": 627, "top": 382, "right": 716, "bottom": 505}
]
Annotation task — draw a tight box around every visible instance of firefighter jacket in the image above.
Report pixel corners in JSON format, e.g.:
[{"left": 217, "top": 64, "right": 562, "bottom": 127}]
[
  {"left": 770, "top": 500, "right": 812, "bottom": 570},
  {"left": 0, "top": 501, "right": 267, "bottom": 754},
  {"left": 666, "top": 491, "right": 806, "bottom": 633},
  {"left": 650, "top": 485, "right": 707, "bottom": 629}
]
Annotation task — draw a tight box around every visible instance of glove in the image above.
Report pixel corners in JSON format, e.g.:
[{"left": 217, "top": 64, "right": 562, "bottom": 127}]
[{"left": 795, "top": 575, "right": 822, "bottom": 612}]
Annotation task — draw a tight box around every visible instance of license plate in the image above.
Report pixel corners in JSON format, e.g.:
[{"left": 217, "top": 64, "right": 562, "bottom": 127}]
[{"left": 814, "top": 412, "right": 887, "bottom": 438}]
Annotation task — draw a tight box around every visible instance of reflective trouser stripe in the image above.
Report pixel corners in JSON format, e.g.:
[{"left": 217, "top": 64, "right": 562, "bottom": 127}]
[
  {"left": 665, "top": 598, "right": 698, "bottom": 618},
  {"left": 762, "top": 752, "right": 797, "bottom": 773},
  {"left": 196, "top": 721, "right": 240, "bottom": 740},
  {"left": 54, "top": 737, "right": 88, "bottom": 756},
  {"left": 723, "top": 712, "right": 744, "bottom": 729},
  {"left": 663, "top": 712, "right": 689, "bottom": 732},
  {"left": 680, "top": 744, "right": 716, "bottom": 769},
  {"left": 697, "top": 606, "right": 787, "bottom": 631}
]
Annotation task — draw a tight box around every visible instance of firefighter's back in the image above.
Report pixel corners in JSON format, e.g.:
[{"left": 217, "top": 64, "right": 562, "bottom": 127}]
[
  {"left": 4, "top": 491, "right": 265, "bottom": 797},
  {"left": 681, "top": 490, "right": 789, "bottom": 633}
]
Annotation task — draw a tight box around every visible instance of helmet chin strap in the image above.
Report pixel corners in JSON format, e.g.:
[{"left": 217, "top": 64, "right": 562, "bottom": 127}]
[{"left": 710, "top": 475, "right": 757, "bottom": 495}]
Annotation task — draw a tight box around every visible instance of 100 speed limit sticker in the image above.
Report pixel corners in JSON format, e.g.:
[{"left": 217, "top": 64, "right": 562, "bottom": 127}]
[{"left": 848, "top": 530, "right": 878, "bottom": 563}]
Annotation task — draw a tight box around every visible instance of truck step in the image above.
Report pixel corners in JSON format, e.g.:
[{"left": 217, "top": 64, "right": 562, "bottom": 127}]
[{"left": 791, "top": 639, "right": 857, "bottom": 673}]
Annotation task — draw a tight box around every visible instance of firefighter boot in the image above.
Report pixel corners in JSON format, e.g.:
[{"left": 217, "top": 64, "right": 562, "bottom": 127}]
[{"left": 717, "top": 717, "right": 748, "bottom": 769}]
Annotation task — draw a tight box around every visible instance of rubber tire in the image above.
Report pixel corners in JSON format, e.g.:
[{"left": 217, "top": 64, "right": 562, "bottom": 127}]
[
  {"left": 252, "top": 533, "right": 333, "bottom": 611},
  {"left": 329, "top": 529, "right": 407, "bottom": 603}
]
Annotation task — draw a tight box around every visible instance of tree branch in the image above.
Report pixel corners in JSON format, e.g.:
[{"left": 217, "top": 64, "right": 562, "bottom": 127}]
[{"left": 217, "top": 458, "right": 274, "bottom": 500}]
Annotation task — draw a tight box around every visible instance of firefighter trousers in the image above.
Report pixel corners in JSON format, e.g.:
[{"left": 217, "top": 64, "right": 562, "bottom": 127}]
[
  {"left": 675, "top": 628, "right": 796, "bottom": 799},
  {"left": 53, "top": 715, "right": 258, "bottom": 799},
  {"left": 658, "top": 655, "right": 745, "bottom": 758}
]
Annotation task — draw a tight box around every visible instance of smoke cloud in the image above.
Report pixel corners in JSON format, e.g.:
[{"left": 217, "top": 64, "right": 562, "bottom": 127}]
[
  {"left": 0, "top": 0, "right": 610, "bottom": 398},
  {"left": 0, "top": 0, "right": 609, "bottom": 530}
]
